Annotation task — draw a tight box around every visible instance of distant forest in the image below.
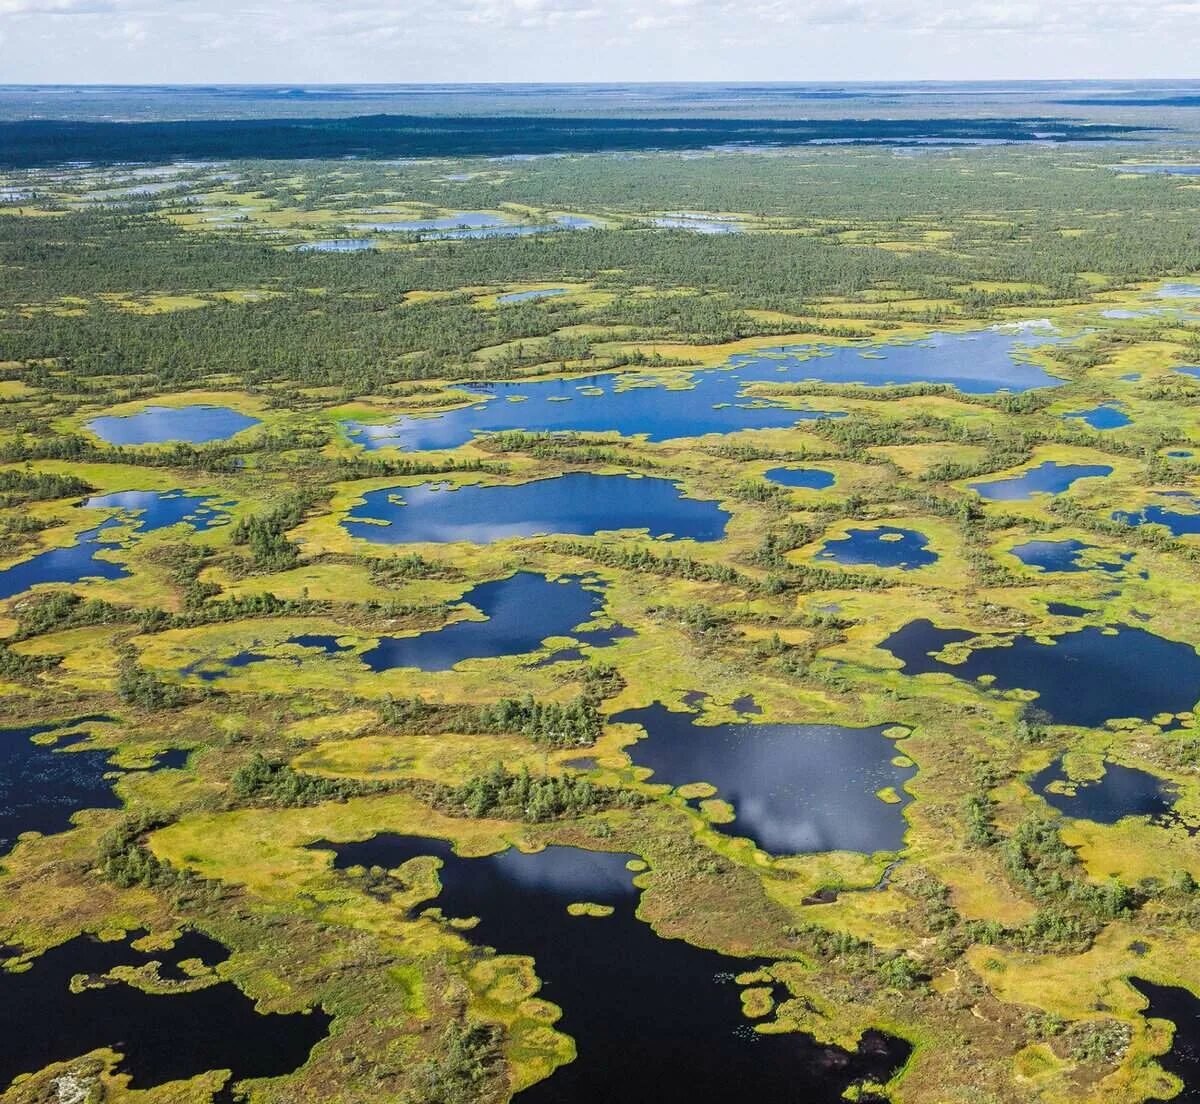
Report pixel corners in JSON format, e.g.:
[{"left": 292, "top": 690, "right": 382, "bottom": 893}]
[{"left": 0, "top": 115, "right": 1157, "bottom": 168}]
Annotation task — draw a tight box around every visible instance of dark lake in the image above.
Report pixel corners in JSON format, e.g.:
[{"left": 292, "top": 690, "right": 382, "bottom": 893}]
[
  {"left": 87, "top": 405, "right": 260, "bottom": 445},
  {"left": 341, "top": 475, "right": 731, "bottom": 545},
  {"left": 882, "top": 620, "right": 1200, "bottom": 727},
  {"left": 1046, "top": 602, "right": 1093, "bottom": 617},
  {"left": 815, "top": 526, "right": 936, "bottom": 570},
  {"left": 315, "top": 835, "right": 911, "bottom": 1104},
  {"left": 360, "top": 573, "right": 629, "bottom": 671},
  {"left": 612, "top": 702, "right": 914, "bottom": 854},
  {"left": 1131, "top": 979, "right": 1200, "bottom": 1103},
  {"left": 969, "top": 461, "right": 1113, "bottom": 501},
  {"left": 3, "top": 930, "right": 329, "bottom": 1092},
  {"left": 1030, "top": 758, "right": 1180, "bottom": 825},
  {"left": 343, "top": 328, "right": 1063, "bottom": 452},
  {"left": 764, "top": 466, "right": 836, "bottom": 489},
  {"left": 0, "top": 716, "right": 165, "bottom": 852},
  {"left": 1010, "top": 539, "right": 1131, "bottom": 573}
]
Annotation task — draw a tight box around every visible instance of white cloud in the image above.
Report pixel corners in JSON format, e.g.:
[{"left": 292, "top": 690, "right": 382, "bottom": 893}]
[{"left": 2, "top": 0, "right": 1198, "bottom": 81}]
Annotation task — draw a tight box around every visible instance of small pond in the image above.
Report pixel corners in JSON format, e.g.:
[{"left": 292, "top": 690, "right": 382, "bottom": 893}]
[
  {"left": 1010, "top": 539, "right": 1131, "bottom": 574},
  {"left": 882, "top": 620, "right": 1200, "bottom": 727},
  {"left": 1063, "top": 403, "right": 1132, "bottom": 430},
  {"left": 341, "top": 475, "right": 730, "bottom": 545},
  {"left": 764, "top": 467, "right": 835, "bottom": 490},
  {"left": 355, "top": 214, "right": 599, "bottom": 240},
  {"left": 497, "top": 288, "right": 569, "bottom": 303},
  {"left": 969, "top": 461, "right": 1113, "bottom": 501},
  {"left": 816, "top": 526, "right": 937, "bottom": 570},
  {"left": 295, "top": 238, "right": 378, "bottom": 253},
  {"left": 650, "top": 212, "right": 744, "bottom": 234},
  {"left": 1030, "top": 758, "right": 1180, "bottom": 826},
  {"left": 87, "top": 405, "right": 260, "bottom": 446},
  {"left": 612, "top": 702, "right": 915, "bottom": 855},
  {"left": 314, "top": 835, "right": 911, "bottom": 1103},
  {"left": 1046, "top": 602, "right": 1093, "bottom": 618},
  {"left": 1114, "top": 492, "right": 1200, "bottom": 537}
]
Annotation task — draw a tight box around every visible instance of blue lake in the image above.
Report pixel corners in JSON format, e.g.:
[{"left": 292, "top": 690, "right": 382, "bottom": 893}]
[
  {"left": 342, "top": 328, "right": 1063, "bottom": 452},
  {"left": 1175, "top": 366, "right": 1200, "bottom": 379},
  {"left": 357, "top": 573, "right": 609, "bottom": 668},
  {"left": 497, "top": 288, "right": 569, "bottom": 303},
  {"left": 296, "top": 238, "right": 378, "bottom": 252},
  {"left": 187, "top": 574, "right": 632, "bottom": 677},
  {"left": 314, "top": 836, "right": 911, "bottom": 1103},
  {"left": 1030, "top": 758, "right": 1180, "bottom": 826},
  {"left": 816, "top": 526, "right": 936, "bottom": 570},
  {"left": 1063, "top": 403, "right": 1132, "bottom": 430},
  {"left": 1114, "top": 492, "right": 1200, "bottom": 536},
  {"left": 1167, "top": 450, "right": 1195, "bottom": 459},
  {"left": 764, "top": 467, "right": 835, "bottom": 490},
  {"left": 613, "top": 702, "right": 914, "bottom": 854},
  {"left": 726, "top": 329, "right": 1065, "bottom": 394},
  {"left": 1157, "top": 284, "right": 1200, "bottom": 298},
  {"left": 882, "top": 620, "right": 1200, "bottom": 726},
  {"left": 969, "top": 461, "right": 1113, "bottom": 501},
  {"left": 0, "top": 490, "right": 230, "bottom": 600},
  {"left": 354, "top": 214, "right": 598, "bottom": 239},
  {"left": 344, "top": 378, "right": 844, "bottom": 453},
  {"left": 341, "top": 475, "right": 730, "bottom": 545},
  {"left": 0, "top": 521, "right": 128, "bottom": 599},
  {"left": 1011, "top": 539, "right": 1131, "bottom": 573},
  {"left": 87, "top": 404, "right": 260, "bottom": 445},
  {"left": 84, "top": 489, "right": 231, "bottom": 533},
  {"left": 1120, "top": 164, "right": 1200, "bottom": 176}
]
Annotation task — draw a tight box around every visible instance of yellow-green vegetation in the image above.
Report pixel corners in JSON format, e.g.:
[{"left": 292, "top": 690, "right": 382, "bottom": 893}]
[{"left": 2, "top": 145, "right": 1200, "bottom": 1104}]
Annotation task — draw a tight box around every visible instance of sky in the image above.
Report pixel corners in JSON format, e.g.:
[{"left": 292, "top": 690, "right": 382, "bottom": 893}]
[{"left": 4, "top": 0, "right": 1200, "bottom": 84}]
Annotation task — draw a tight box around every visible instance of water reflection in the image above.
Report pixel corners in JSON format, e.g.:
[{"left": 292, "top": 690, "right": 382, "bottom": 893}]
[
  {"left": 4, "top": 931, "right": 329, "bottom": 1092},
  {"left": 87, "top": 405, "right": 260, "bottom": 445},
  {"left": 882, "top": 620, "right": 1200, "bottom": 726},
  {"left": 341, "top": 475, "right": 730, "bottom": 545},
  {"left": 613, "top": 702, "right": 915, "bottom": 854},
  {"left": 969, "top": 461, "right": 1112, "bottom": 501},
  {"left": 816, "top": 526, "right": 936, "bottom": 570},
  {"left": 315, "top": 835, "right": 912, "bottom": 1103}
]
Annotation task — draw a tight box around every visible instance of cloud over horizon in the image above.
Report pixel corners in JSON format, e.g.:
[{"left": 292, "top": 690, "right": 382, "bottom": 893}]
[{"left": 5, "top": 0, "right": 1199, "bottom": 82}]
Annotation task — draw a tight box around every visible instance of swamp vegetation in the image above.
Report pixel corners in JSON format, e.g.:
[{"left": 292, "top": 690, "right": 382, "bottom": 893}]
[{"left": 2, "top": 143, "right": 1200, "bottom": 1103}]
